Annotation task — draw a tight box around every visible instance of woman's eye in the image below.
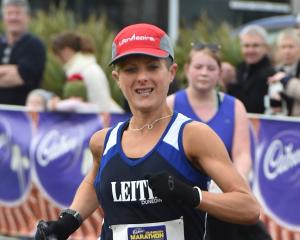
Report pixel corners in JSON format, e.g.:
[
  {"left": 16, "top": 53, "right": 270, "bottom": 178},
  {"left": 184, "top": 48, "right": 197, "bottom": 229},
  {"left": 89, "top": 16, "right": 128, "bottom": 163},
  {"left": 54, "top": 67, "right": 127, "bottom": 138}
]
[
  {"left": 124, "top": 67, "right": 137, "bottom": 73},
  {"left": 194, "top": 65, "right": 203, "bottom": 70},
  {"left": 207, "top": 66, "right": 217, "bottom": 71},
  {"left": 148, "top": 64, "right": 159, "bottom": 70}
]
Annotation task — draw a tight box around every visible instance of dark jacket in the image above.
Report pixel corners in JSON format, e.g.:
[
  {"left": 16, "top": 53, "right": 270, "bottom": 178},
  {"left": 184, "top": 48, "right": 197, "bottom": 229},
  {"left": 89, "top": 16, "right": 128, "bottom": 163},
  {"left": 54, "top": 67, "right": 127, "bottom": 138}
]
[
  {"left": 228, "top": 56, "right": 275, "bottom": 114},
  {"left": 0, "top": 33, "right": 46, "bottom": 105}
]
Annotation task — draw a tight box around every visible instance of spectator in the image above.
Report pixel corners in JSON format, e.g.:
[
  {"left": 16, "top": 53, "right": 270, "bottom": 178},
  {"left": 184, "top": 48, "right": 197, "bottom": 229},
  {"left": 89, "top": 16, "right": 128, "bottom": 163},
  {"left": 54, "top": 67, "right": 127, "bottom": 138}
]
[
  {"left": 51, "top": 31, "right": 123, "bottom": 114},
  {"left": 220, "top": 61, "right": 236, "bottom": 92},
  {"left": 26, "top": 88, "right": 54, "bottom": 112},
  {"left": 0, "top": 0, "right": 46, "bottom": 105},
  {"left": 267, "top": 28, "right": 300, "bottom": 116},
  {"left": 48, "top": 76, "right": 99, "bottom": 113},
  {"left": 167, "top": 43, "right": 271, "bottom": 240},
  {"left": 268, "top": 75, "right": 300, "bottom": 117},
  {"left": 227, "top": 25, "right": 275, "bottom": 113},
  {"left": 25, "top": 88, "right": 54, "bottom": 131}
]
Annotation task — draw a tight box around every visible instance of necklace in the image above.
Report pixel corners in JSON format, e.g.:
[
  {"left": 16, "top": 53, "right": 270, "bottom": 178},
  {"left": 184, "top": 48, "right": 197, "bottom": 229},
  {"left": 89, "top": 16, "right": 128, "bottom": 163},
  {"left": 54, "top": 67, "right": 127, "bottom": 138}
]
[{"left": 129, "top": 113, "right": 173, "bottom": 131}]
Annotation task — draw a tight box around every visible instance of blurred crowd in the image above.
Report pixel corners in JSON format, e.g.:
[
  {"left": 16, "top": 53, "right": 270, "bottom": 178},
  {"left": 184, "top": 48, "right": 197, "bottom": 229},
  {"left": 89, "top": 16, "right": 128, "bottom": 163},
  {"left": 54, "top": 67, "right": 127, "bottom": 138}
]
[{"left": 1, "top": 0, "right": 300, "bottom": 120}]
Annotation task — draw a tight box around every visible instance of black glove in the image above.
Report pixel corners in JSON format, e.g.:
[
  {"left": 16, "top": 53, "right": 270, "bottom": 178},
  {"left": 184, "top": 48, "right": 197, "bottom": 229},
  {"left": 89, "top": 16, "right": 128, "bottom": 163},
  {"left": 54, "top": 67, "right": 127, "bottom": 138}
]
[
  {"left": 146, "top": 172, "right": 201, "bottom": 208},
  {"left": 35, "top": 212, "right": 81, "bottom": 240}
]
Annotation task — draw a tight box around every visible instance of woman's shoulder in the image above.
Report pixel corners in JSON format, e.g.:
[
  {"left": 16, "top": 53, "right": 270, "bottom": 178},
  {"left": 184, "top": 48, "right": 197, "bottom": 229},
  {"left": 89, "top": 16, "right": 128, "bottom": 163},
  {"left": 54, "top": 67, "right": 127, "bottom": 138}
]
[
  {"left": 89, "top": 128, "right": 110, "bottom": 156},
  {"left": 183, "top": 120, "right": 213, "bottom": 138}
]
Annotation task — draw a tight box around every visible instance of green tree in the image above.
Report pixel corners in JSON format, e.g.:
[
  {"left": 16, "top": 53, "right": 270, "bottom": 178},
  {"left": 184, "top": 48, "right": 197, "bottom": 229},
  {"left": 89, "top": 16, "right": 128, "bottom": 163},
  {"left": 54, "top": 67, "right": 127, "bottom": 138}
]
[{"left": 30, "top": 4, "right": 122, "bottom": 102}]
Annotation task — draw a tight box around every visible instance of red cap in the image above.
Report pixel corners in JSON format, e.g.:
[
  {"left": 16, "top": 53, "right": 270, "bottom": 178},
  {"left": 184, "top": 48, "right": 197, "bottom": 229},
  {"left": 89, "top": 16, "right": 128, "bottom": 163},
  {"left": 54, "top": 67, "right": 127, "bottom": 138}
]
[{"left": 110, "top": 23, "right": 174, "bottom": 65}]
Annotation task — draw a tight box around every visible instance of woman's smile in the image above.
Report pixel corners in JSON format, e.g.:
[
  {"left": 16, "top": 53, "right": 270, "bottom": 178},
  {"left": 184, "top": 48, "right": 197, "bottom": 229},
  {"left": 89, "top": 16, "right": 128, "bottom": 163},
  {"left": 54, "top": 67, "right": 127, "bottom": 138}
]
[{"left": 135, "top": 87, "right": 154, "bottom": 96}]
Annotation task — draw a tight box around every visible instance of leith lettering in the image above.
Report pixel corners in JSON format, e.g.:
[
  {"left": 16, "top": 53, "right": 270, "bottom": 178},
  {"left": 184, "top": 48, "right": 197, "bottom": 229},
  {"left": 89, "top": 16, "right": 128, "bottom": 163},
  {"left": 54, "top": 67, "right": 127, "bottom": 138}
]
[{"left": 111, "top": 180, "right": 159, "bottom": 202}]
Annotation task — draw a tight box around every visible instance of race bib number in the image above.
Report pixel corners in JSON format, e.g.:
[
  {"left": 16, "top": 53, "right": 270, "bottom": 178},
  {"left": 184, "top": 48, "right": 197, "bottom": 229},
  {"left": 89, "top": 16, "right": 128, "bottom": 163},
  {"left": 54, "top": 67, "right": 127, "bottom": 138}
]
[{"left": 111, "top": 218, "right": 184, "bottom": 240}]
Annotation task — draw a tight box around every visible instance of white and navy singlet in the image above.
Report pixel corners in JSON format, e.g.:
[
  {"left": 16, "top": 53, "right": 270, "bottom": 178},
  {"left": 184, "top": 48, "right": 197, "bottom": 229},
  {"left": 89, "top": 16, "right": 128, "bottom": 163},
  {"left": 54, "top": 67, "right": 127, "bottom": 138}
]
[{"left": 94, "top": 112, "right": 210, "bottom": 240}]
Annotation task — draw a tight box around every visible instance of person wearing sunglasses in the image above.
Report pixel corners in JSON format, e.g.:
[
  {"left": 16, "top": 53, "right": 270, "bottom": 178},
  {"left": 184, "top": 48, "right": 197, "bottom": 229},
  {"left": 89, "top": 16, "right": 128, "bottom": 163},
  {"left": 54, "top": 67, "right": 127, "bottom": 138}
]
[
  {"left": 0, "top": 0, "right": 46, "bottom": 106},
  {"left": 35, "top": 23, "right": 259, "bottom": 240},
  {"left": 167, "top": 44, "right": 272, "bottom": 240},
  {"left": 227, "top": 25, "right": 276, "bottom": 114}
]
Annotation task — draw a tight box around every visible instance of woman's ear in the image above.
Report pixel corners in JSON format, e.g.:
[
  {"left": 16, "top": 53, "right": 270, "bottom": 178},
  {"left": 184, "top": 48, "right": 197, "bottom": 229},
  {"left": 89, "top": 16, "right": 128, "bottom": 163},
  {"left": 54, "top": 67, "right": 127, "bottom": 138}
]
[
  {"left": 169, "top": 63, "right": 178, "bottom": 83},
  {"left": 112, "top": 70, "right": 120, "bottom": 86}
]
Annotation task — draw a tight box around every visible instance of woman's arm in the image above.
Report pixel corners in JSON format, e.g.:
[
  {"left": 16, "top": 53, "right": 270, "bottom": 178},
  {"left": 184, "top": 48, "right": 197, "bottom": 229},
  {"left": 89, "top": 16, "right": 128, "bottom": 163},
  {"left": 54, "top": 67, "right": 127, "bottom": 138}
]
[
  {"left": 232, "top": 99, "right": 252, "bottom": 178},
  {"left": 184, "top": 122, "right": 259, "bottom": 224}
]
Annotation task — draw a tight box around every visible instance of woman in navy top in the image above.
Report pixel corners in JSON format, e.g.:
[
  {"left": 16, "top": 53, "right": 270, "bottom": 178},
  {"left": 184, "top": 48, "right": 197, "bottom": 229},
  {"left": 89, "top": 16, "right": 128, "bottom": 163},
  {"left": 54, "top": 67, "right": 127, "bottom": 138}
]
[{"left": 35, "top": 24, "right": 259, "bottom": 240}]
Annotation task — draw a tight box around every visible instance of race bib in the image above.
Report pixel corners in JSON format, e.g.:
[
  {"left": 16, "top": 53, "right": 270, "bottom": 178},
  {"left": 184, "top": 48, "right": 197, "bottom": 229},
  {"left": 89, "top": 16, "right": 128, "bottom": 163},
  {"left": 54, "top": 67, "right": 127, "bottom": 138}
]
[{"left": 111, "top": 218, "right": 184, "bottom": 240}]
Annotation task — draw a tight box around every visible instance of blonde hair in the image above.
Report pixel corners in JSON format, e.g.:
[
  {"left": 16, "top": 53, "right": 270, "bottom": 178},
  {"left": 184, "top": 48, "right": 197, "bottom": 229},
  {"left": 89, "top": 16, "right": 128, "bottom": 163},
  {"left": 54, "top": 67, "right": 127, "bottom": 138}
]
[
  {"left": 186, "top": 47, "right": 222, "bottom": 68},
  {"left": 277, "top": 28, "right": 300, "bottom": 46}
]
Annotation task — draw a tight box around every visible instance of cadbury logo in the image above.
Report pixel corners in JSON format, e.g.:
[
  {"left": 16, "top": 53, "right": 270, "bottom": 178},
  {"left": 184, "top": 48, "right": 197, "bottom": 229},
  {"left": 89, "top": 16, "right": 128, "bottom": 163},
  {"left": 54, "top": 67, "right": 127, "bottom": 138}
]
[
  {"left": 263, "top": 139, "right": 300, "bottom": 180},
  {"left": 36, "top": 130, "right": 78, "bottom": 167},
  {"left": 118, "top": 33, "right": 155, "bottom": 46}
]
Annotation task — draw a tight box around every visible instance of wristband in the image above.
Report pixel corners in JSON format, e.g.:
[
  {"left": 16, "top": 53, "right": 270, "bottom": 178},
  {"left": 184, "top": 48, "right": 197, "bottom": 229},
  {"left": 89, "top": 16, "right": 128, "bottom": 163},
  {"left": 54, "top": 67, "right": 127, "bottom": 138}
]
[
  {"left": 193, "top": 186, "right": 202, "bottom": 204},
  {"left": 60, "top": 208, "right": 83, "bottom": 226}
]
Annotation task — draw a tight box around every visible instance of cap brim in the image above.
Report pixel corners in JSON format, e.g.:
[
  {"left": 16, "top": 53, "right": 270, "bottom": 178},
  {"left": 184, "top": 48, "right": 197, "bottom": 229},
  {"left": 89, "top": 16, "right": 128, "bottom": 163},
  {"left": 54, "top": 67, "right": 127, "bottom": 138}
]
[{"left": 109, "top": 48, "right": 170, "bottom": 65}]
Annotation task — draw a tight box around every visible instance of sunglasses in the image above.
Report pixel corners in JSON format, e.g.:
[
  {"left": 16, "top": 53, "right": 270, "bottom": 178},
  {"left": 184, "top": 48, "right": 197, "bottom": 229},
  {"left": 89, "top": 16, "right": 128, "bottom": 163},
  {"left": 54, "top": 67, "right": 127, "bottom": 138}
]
[{"left": 190, "top": 42, "right": 221, "bottom": 53}]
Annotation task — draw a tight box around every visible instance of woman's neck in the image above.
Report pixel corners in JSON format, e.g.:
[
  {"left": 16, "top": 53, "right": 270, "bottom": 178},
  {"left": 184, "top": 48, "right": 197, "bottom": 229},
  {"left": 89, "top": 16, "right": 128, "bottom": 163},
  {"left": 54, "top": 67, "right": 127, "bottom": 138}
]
[
  {"left": 187, "top": 87, "right": 216, "bottom": 104},
  {"left": 129, "top": 106, "right": 173, "bottom": 129},
  {"left": 186, "top": 87, "right": 220, "bottom": 122}
]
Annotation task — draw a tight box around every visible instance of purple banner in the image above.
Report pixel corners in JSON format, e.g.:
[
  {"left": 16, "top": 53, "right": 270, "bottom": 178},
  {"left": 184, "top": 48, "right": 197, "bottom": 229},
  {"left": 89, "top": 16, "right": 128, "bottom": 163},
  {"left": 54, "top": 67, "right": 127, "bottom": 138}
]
[
  {"left": 31, "top": 112, "right": 103, "bottom": 207},
  {"left": 0, "top": 110, "right": 32, "bottom": 204},
  {"left": 1, "top": 108, "right": 300, "bottom": 238},
  {"left": 252, "top": 118, "right": 300, "bottom": 231}
]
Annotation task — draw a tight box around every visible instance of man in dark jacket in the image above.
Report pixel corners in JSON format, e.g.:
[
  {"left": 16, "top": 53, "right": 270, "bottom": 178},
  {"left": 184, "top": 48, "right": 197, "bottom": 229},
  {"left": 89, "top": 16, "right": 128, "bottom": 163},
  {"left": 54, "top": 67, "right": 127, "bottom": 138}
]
[
  {"left": 228, "top": 25, "right": 275, "bottom": 114},
  {"left": 0, "top": 0, "right": 46, "bottom": 105}
]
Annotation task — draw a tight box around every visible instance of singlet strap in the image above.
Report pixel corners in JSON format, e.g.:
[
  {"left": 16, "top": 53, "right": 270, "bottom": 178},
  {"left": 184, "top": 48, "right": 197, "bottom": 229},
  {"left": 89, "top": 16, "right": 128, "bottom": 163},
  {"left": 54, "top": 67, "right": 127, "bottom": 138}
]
[{"left": 103, "top": 122, "right": 124, "bottom": 156}]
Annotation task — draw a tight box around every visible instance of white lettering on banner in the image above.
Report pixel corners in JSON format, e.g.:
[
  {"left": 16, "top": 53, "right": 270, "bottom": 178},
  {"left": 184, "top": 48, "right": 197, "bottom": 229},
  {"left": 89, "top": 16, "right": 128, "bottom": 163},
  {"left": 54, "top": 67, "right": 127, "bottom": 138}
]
[
  {"left": 111, "top": 180, "right": 161, "bottom": 205},
  {"left": 264, "top": 140, "right": 300, "bottom": 180},
  {"left": 118, "top": 33, "right": 155, "bottom": 46},
  {"left": 37, "top": 130, "right": 78, "bottom": 167},
  {"left": 10, "top": 145, "right": 30, "bottom": 171},
  {"left": 10, "top": 144, "right": 30, "bottom": 194},
  {"left": 0, "top": 133, "right": 8, "bottom": 148}
]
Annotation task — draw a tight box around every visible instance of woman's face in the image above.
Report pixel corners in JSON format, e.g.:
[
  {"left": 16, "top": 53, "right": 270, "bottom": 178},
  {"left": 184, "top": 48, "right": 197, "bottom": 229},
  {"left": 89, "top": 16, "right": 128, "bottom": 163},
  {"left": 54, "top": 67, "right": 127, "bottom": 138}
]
[
  {"left": 55, "top": 47, "right": 75, "bottom": 64},
  {"left": 26, "top": 94, "right": 45, "bottom": 111},
  {"left": 185, "top": 51, "right": 221, "bottom": 92},
  {"left": 112, "top": 55, "right": 177, "bottom": 112},
  {"left": 277, "top": 36, "right": 300, "bottom": 66}
]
